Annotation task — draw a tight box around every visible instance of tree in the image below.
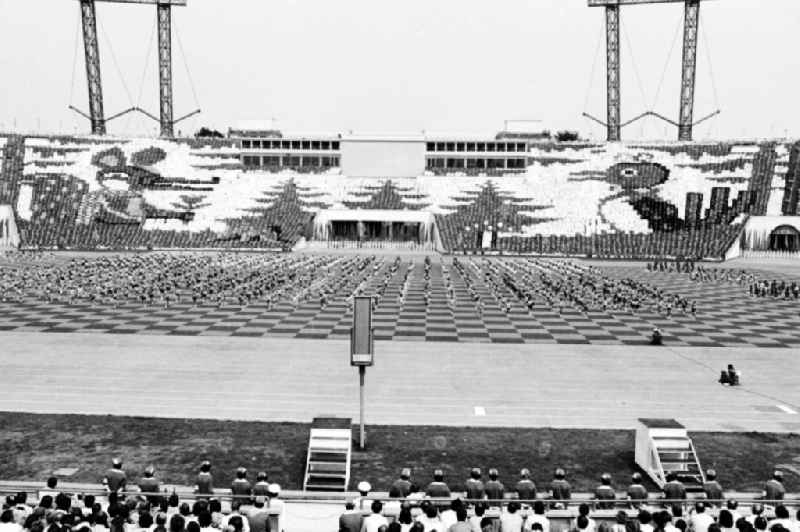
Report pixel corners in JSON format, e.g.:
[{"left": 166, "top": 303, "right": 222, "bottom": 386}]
[
  {"left": 171, "top": 195, "right": 210, "bottom": 211},
  {"left": 195, "top": 127, "right": 224, "bottom": 139},
  {"left": 555, "top": 130, "right": 580, "bottom": 142}
]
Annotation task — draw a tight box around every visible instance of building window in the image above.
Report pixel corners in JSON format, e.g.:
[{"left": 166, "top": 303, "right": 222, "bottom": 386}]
[
  {"left": 242, "top": 140, "right": 252, "bottom": 149},
  {"left": 321, "top": 141, "right": 330, "bottom": 150},
  {"left": 436, "top": 142, "right": 445, "bottom": 151},
  {"left": 477, "top": 143, "right": 485, "bottom": 152},
  {"left": 467, "top": 143, "right": 476, "bottom": 152},
  {"left": 291, "top": 140, "right": 301, "bottom": 149},
  {"left": 427, "top": 142, "right": 435, "bottom": 151},
  {"left": 263, "top": 156, "right": 280, "bottom": 166},
  {"left": 487, "top": 143, "right": 495, "bottom": 152},
  {"left": 284, "top": 156, "right": 301, "bottom": 167},
  {"left": 332, "top": 141, "right": 340, "bottom": 150},
  {"left": 456, "top": 143, "right": 465, "bottom": 152},
  {"left": 518, "top": 143, "right": 527, "bottom": 152},
  {"left": 302, "top": 140, "right": 311, "bottom": 149},
  {"left": 281, "top": 140, "right": 290, "bottom": 149},
  {"left": 311, "top": 141, "right": 321, "bottom": 150},
  {"left": 253, "top": 140, "right": 263, "bottom": 149},
  {"left": 446, "top": 142, "right": 455, "bottom": 152},
  {"left": 507, "top": 143, "right": 516, "bottom": 152},
  {"left": 332, "top": 156, "right": 340, "bottom": 165}
]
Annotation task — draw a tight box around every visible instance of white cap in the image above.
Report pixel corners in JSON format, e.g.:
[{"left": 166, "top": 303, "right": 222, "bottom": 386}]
[
  {"left": 357, "top": 481, "right": 371, "bottom": 493},
  {"left": 267, "top": 483, "right": 281, "bottom": 496}
]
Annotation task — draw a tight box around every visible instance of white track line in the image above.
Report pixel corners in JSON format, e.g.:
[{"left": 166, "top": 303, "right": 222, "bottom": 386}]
[
  {"left": 474, "top": 406, "right": 486, "bottom": 416},
  {"left": 776, "top": 404, "right": 798, "bottom": 415}
]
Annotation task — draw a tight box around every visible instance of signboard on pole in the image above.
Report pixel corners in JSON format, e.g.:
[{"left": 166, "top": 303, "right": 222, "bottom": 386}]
[{"left": 351, "top": 296, "right": 374, "bottom": 366}]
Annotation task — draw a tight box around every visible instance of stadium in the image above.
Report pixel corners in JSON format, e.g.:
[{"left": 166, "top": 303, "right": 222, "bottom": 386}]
[{"left": 1, "top": 0, "right": 800, "bottom": 531}]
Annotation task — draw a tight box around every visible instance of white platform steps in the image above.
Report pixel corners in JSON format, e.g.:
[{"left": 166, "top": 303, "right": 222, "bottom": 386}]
[
  {"left": 635, "top": 418, "right": 706, "bottom": 491},
  {"left": 303, "top": 417, "right": 353, "bottom": 492}
]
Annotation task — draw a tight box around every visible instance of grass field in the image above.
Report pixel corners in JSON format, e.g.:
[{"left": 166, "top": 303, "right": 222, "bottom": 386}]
[{"left": 1, "top": 412, "right": 799, "bottom": 493}]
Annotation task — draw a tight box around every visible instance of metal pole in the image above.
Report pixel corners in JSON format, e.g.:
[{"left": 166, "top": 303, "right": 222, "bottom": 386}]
[
  {"left": 605, "top": 5, "right": 621, "bottom": 142},
  {"left": 359, "top": 366, "right": 366, "bottom": 449},
  {"left": 79, "top": 0, "right": 106, "bottom": 135},
  {"left": 678, "top": 0, "right": 700, "bottom": 141},
  {"left": 157, "top": 3, "right": 175, "bottom": 138}
]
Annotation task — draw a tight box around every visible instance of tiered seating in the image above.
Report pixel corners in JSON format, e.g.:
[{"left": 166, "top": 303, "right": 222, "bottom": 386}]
[{"left": 3, "top": 134, "right": 795, "bottom": 257}]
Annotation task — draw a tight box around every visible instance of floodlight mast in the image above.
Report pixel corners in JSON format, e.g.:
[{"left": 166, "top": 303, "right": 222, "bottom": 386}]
[
  {"left": 74, "top": 0, "right": 187, "bottom": 137},
  {"left": 587, "top": 0, "right": 708, "bottom": 142}
]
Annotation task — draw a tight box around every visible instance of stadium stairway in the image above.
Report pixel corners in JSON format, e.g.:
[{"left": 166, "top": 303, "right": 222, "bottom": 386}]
[{"left": 303, "top": 417, "right": 353, "bottom": 492}]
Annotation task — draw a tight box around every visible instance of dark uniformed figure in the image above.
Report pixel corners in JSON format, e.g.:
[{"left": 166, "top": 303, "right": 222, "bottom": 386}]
[
  {"left": 594, "top": 473, "right": 616, "bottom": 509},
  {"left": 425, "top": 469, "right": 451, "bottom": 498},
  {"left": 764, "top": 470, "right": 785, "bottom": 501},
  {"left": 464, "top": 468, "right": 485, "bottom": 501},
  {"left": 196, "top": 461, "right": 214, "bottom": 497},
  {"left": 703, "top": 469, "right": 723, "bottom": 506},
  {"left": 485, "top": 469, "right": 505, "bottom": 502},
  {"left": 550, "top": 468, "right": 571, "bottom": 505},
  {"left": 138, "top": 466, "right": 161, "bottom": 504},
  {"left": 515, "top": 469, "right": 537, "bottom": 502},
  {"left": 662, "top": 472, "right": 686, "bottom": 505},
  {"left": 465, "top": 468, "right": 485, "bottom": 501},
  {"left": 627, "top": 473, "right": 648, "bottom": 507},
  {"left": 390, "top": 468, "right": 413, "bottom": 498},
  {"left": 253, "top": 472, "right": 270, "bottom": 497},
  {"left": 231, "top": 467, "right": 252, "bottom": 503},
  {"left": 103, "top": 458, "right": 127, "bottom": 494}
]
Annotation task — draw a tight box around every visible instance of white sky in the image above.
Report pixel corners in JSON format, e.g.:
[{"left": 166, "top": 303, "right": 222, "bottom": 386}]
[{"left": 0, "top": 0, "right": 798, "bottom": 140}]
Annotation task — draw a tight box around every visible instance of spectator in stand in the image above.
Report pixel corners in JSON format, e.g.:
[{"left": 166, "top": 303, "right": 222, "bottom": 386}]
[
  {"left": 12, "top": 494, "right": 32, "bottom": 525},
  {"left": 572, "top": 516, "right": 590, "bottom": 532},
  {"left": 0, "top": 510, "right": 23, "bottom": 532},
  {"left": 485, "top": 470, "right": 505, "bottom": 503},
  {"left": 515, "top": 470, "right": 536, "bottom": 503},
  {"left": 575, "top": 505, "right": 596, "bottom": 532},
  {"left": 138, "top": 467, "right": 161, "bottom": 505},
  {"left": 195, "top": 462, "right": 214, "bottom": 498},
  {"left": 103, "top": 459, "right": 127, "bottom": 494},
  {"left": 416, "top": 502, "right": 443, "bottom": 532},
  {"left": 627, "top": 473, "right": 648, "bottom": 508},
  {"left": 702, "top": 471, "right": 723, "bottom": 506},
  {"left": 718, "top": 511, "right": 736, "bottom": 532},
  {"left": 525, "top": 501, "right": 549, "bottom": 532},
  {"left": 753, "top": 519, "right": 767, "bottom": 532},
  {"left": 594, "top": 474, "right": 616, "bottom": 509},
  {"left": 442, "top": 500, "right": 465, "bottom": 532},
  {"left": 767, "top": 506, "right": 798, "bottom": 532},
  {"left": 689, "top": 503, "right": 714, "bottom": 532},
  {"left": 763, "top": 471, "right": 785, "bottom": 502},
  {"left": 425, "top": 471, "right": 451, "bottom": 499},
  {"left": 549, "top": 469, "right": 571, "bottom": 507},
  {"left": 500, "top": 502, "right": 523, "bottom": 532},
  {"left": 747, "top": 506, "right": 765, "bottom": 527},
  {"left": 448, "top": 508, "right": 471, "bottom": 532},
  {"left": 610, "top": 512, "right": 629, "bottom": 532},
  {"left": 639, "top": 510, "right": 653, "bottom": 532},
  {"left": 245, "top": 497, "right": 269, "bottom": 532},
  {"left": 465, "top": 470, "right": 485, "bottom": 502},
  {"left": 726, "top": 501, "right": 742, "bottom": 525},
  {"left": 397, "top": 504, "right": 414, "bottom": 532},
  {"left": 362, "top": 501, "right": 390, "bottom": 532},
  {"left": 469, "top": 505, "right": 486, "bottom": 532},
  {"left": 339, "top": 501, "right": 362, "bottom": 532},
  {"left": 231, "top": 468, "right": 252, "bottom": 504},
  {"left": 390, "top": 469, "right": 414, "bottom": 499}
]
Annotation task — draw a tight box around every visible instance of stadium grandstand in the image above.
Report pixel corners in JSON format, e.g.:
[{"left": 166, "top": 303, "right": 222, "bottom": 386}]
[{"left": 3, "top": 0, "right": 800, "bottom": 531}]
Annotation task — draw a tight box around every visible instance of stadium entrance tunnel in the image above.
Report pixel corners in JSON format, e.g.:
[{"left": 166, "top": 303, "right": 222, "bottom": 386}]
[
  {"left": 769, "top": 225, "right": 800, "bottom": 252},
  {"left": 312, "top": 209, "right": 438, "bottom": 248}
]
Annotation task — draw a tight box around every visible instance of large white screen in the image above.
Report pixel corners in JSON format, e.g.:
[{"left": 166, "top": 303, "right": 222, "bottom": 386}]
[{"left": 340, "top": 138, "right": 426, "bottom": 178}]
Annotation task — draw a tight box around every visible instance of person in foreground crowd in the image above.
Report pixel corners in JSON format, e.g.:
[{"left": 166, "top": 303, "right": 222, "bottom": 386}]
[
  {"left": 361, "top": 500, "right": 388, "bottom": 532},
  {"left": 339, "top": 500, "right": 363, "bottom": 532}
]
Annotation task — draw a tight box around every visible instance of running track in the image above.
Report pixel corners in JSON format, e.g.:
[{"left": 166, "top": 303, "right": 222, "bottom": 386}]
[{"left": 2, "top": 332, "right": 799, "bottom": 432}]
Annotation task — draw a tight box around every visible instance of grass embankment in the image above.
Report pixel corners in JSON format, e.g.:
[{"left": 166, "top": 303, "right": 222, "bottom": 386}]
[{"left": 0, "top": 412, "right": 798, "bottom": 492}]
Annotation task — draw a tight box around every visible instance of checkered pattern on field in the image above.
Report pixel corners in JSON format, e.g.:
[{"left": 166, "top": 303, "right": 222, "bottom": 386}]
[{"left": 0, "top": 262, "right": 798, "bottom": 347}]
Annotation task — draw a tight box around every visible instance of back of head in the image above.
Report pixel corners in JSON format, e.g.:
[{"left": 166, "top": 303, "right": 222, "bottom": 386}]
[
  {"left": 520, "top": 468, "right": 530, "bottom": 479},
  {"left": 577, "top": 515, "right": 590, "bottom": 530},
  {"left": 387, "top": 523, "right": 402, "bottom": 532},
  {"left": 400, "top": 468, "right": 411, "bottom": 480},
  {"left": 727, "top": 500, "right": 738, "bottom": 511},
  {"left": 579, "top": 503, "right": 590, "bottom": 517},
  {"left": 169, "top": 514, "right": 184, "bottom": 532},
  {"left": 139, "top": 513, "right": 154, "bottom": 529},
  {"left": 554, "top": 468, "right": 565, "bottom": 479},
  {"left": 489, "top": 468, "right": 499, "bottom": 480},
  {"left": 475, "top": 503, "right": 486, "bottom": 517},
  {"left": 344, "top": 501, "right": 355, "bottom": 511},
  {"left": 256, "top": 472, "right": 267, "bottom": 482},
  {"left": 1, "top": 510, "right": 14, "bottom": 524},
  {"left": 601, "top": 473, "right": 612, "bottom": 485},
  {"left": 433, "top": 469, "right": 444, "bottom": 482},
  {"left": 534, "top": 500, "right": 545, "bottom": 515},
  {"left": 456, "top": 508, "right": 468, "bottom": 522},
  {"left": 719, "top": 510, "right": 733, "bottom": 529},
  {"left": 639, "top": 509, "right": 652, "bottom": 525},
  {"left": 706, "top": 469, "right": 717, "bottom": 481},
  {"left": 371, "top": 500, "right": 383, "bottom": 515},
  {"left": 424, "top": 504, "right": 438, "bottom": 519},
  {"left": 47, "top": 477, "right": 58, "bottom": 490},
  {"left": 708, "top": 524, "right": 721, "bottom": 532},
  {"left": 754, "top": 517, "right": 767, "bottom": 531},
  {"left": 775, "top": 505, "right": 789, "bottom": 520},
  {"left": 186, "top": 521, "right": 200, "bottom": 532},
  {"left": 507, "top": 502, "right": 520, "bottom": 514},
  {"left": 616, "top": 511, "right": 628, "bottom": 525},
  {"left": 470, "top": 468, "right": 482, "bottom": 480}
]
